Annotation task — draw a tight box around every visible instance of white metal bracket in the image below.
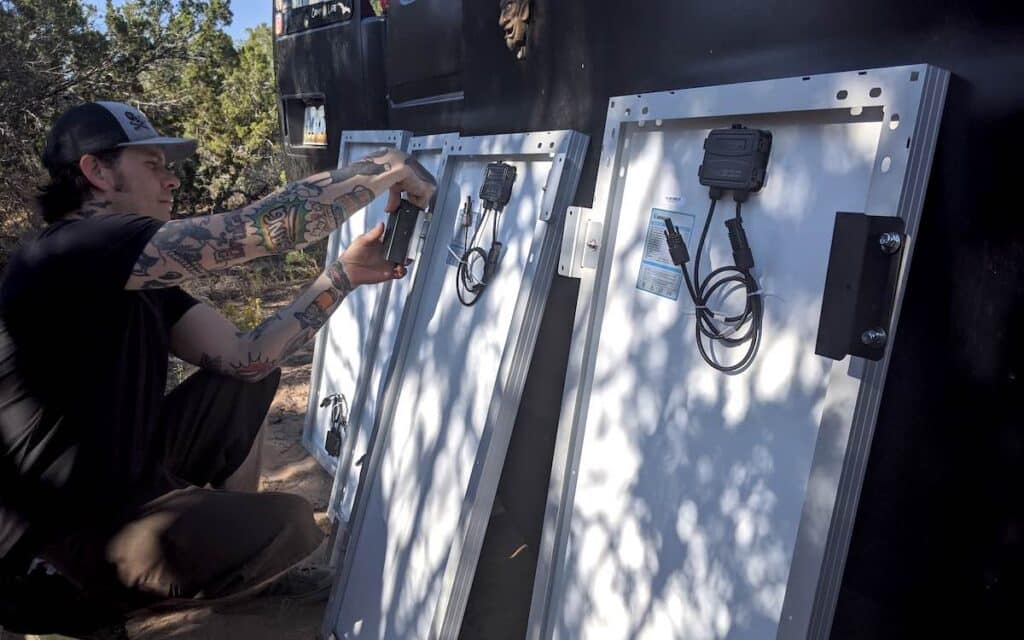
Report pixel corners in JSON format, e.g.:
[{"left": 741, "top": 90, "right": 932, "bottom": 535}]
[{"left": 558, "top": 206, "right": 602, "bottom": 278}]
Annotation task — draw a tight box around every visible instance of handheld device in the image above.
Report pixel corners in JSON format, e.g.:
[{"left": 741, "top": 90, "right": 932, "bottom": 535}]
[{"left": 382, "top": 199, "right": 422, "bottom": 265}]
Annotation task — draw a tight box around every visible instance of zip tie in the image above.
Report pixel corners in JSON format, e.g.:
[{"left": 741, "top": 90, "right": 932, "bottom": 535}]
[
  {"left": 719, "top": 322, "right": 742, "bottom": 338},
  {"left": 447, "top": 245, "right": 467, "bottom": 264}
]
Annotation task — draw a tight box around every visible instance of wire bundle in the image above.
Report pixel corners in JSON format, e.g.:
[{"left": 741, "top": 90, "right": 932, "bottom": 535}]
[{"left": 455, "top": 204, "right": 502, "bottom": 307}]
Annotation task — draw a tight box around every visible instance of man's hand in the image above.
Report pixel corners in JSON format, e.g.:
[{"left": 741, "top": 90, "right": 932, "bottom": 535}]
[
  {"left": 383, "top": 150, "right": 438, "bottom": 212},
  {"left": 341, "top": 223, "right": 407, "bottom": 286}
]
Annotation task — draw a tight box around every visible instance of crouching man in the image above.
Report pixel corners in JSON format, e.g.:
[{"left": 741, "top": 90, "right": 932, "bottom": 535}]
[{"left": 0, "top": 102, "right": 435, "bottom": 636}]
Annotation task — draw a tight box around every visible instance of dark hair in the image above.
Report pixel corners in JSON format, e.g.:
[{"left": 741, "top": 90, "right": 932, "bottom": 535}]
[{"left": 35, "top": 148, "right": 123, "bottom": 223}]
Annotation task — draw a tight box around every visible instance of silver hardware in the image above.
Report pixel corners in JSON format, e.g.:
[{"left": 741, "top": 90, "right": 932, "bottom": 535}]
[
  {"left": 861, "top": 328, "right": 888, "bottom": 347},
  {"left": 879, "top": 232, "right": 902, "bottom": 254}
]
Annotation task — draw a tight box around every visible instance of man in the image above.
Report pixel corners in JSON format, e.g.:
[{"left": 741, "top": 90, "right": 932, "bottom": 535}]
[{"left": 0, "top": 102, "right": 436, "bottom": 635}]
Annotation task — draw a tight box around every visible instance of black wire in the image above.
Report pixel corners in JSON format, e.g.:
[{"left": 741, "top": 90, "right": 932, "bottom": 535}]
[
  {"left": 456, "top": 207, "right": 495, "bottom": 307},
  {"left": 682, "top": 198, "right": 764, "bottom": 373}
]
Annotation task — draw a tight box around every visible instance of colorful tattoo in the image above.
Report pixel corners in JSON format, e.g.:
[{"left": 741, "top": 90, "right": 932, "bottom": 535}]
[
  {"left": 151, "top": 217, "right": 216, "bottom": 275},
  {"left": 248, "top": 203, "right": 304, "bottom": 252},
  {"left": 231, "top": 352, "right": 276, "bottom": 381},
  {"left": 129, "top": 152, "right": 397, "bottom": 288},
  {"left": 331, "top": 186, "right": 375, "bottom": 225},
  {"left": 326, "top": 262, "right": 354, "bottom": 294},
  {"left": 294, "top": 289, "right": 339, "bottom": 329}
]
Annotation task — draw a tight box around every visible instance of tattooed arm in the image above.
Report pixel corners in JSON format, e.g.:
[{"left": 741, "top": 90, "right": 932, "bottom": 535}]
[
  {"left": 125, "top": 147, "right": 436, "bottom": 290},
  {"left": 170, "top": 224, "right": 404, "bottom": 381}
]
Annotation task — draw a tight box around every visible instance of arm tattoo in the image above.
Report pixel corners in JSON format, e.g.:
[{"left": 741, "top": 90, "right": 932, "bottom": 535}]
[
  {"left": 294, "top": 289, "right": 339, "bottom": 330},
  {"left": 129, "top": 155, "right": 391, "bottom": 288},
  {"left": 279, "top": 328, "right": 316, "bottom": 361},
  {"left": 326, "top": 262, "right": 354, "bottom": 295},
  {"left": 405, "top": 156, "right": 438, "bottom": 186},
  {"left": 312, "top": 159, "right": 390, "bottom": 188},
  {"left": 199, "top": 353, "right": 224, "bottom": 372},
  {"left": 331, "top": 186, "right": 375, "bottom": 227},
  {"left": 244, "top": 160, "right": 386, "bottom": 251},
  {"left": 247, "top": 202, "right": 305, "bottom": 252},
  {"left": 132, "top": 252, "right": 160, "bottom": 278},
  {"left": 149, "top": 217, "right": 216, "bottom": 276},
  {"left": 247, "top": 310, "right": 283, "bottom": 342},
  {"left": 214, "top": 212, "right": 247, "bottom": 263},
  {"left": 231, "top": 352, "right": 277, "bottom": 382},
  {"left": 225, "top": 260, "right": 357, "bottom": 380},
  {"left": 241, "top": 181, "right": 324, "bottom": 253}
]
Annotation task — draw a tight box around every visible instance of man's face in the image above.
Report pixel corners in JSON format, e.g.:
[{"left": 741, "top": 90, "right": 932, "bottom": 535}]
[
  {"left": 94, "top": 146, "right": 180, "bottom": 221},
  {"left": 499, "top": 0, "right": 529, "bottom": 56}
]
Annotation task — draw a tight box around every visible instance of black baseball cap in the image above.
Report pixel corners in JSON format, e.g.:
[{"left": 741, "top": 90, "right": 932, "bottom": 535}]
[{"left": 42, "top": 101, "right": 197, "bottom": 174}]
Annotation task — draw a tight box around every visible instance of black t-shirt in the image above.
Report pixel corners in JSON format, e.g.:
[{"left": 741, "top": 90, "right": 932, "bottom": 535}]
[{"left": 0, "top": 214, "right": 199, "bottom": 559}]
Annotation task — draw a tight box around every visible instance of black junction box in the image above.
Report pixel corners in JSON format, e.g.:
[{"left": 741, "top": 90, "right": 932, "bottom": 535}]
[
  {"left": 478, "top": 161, "right": 517, "bottom": 212},
  {"left": 698, "top": 125, "right": 773, "bottom": 193}
]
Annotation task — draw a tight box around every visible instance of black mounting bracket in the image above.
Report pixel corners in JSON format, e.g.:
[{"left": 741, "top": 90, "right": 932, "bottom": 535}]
[{"left": 815, "top": 212, "right": 906, "bottom": 362}]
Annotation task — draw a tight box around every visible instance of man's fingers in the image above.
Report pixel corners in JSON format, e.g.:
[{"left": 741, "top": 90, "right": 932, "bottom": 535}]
[
  {"left": 360, "top": 222, "right": 386, "bottom": 244},
  {"left": 406, "top": 192, "right": 431, "bottom": 209},
  {"left": 385, "top": 185, "right": 402, "bottom": 213}
]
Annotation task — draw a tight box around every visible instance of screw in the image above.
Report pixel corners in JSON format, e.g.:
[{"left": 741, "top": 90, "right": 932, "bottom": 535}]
[
  {"left": 879, "top": 232, "right": 902, "bottom": 254},
  {"left": 861, "top": 328, "right": 888, "bottom": 347}
]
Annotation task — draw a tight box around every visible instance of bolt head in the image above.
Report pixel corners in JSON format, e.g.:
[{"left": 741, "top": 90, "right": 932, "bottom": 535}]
[
  {"left": 861, "top": 328, "right": 888, "bottom": 347},
  {"left": 879, "top": 232, "right": 903, "bottom": 254}
]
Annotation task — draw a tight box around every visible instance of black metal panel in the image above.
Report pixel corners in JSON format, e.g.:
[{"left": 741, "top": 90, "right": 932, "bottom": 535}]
[
  {"left": 386, "top": 0, "right": 462, "bottom": 103},
  {"left": 360, "top": 16, "right": 389, "bottom": 127},
  {"left": 816, "top": 213, "right": 905, "bottom": 361},
  {"left": 387, "top": 97, "right": 462, "bottom": 136},
  {"left": 274, "top": 5, "right": 387, "bottom": 180},
  {"left": 457, "top": 1, "right": 1024, "bottom": 637},
  {"left": 385, "top": 0, "right": 464, "bottom": 135}
]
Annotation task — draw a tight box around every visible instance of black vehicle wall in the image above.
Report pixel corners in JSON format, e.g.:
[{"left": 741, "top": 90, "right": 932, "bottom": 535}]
[
  {"left": 275, "top": 2, "right": 387, "bottom": 180},
  {"left": 459, "top": 1, "right": 1024, "bottom": 637}
]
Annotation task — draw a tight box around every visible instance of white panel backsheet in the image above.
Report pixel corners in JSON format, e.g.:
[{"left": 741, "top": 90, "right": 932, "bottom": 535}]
[
  {"left": 304, "top": 133, "right": 408, "bottom": 474},
  {"left": 538, "top": 65, "right": 947, "bottom": 640},
  {"left": 331, "top": 134, "right": 456, "bottom": 523},
  {"left": 555, "top": 115, "right": 879, "bottom": 639},
  {"left": 333, "top": 145, "right": 561, "bottom": 639}
]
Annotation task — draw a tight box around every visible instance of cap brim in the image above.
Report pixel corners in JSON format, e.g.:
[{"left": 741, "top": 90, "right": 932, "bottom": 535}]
[{"left": 117, "top": 137, "right": 197, "bottom": 163}]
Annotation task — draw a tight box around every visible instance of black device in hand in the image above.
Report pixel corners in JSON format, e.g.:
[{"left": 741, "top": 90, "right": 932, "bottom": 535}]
[{"left": 382, "top": 199, "right": 422, "bottom": 265}]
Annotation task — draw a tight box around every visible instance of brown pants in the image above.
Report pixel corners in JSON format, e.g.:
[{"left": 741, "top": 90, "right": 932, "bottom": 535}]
[{"left": 40, "top": 369, "right": 323, "bottom": 612}]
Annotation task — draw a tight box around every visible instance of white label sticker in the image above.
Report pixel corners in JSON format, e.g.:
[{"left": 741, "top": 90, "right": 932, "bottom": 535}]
[{"left": 636, "top": 208, "right": 695, "bottom": 300}]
